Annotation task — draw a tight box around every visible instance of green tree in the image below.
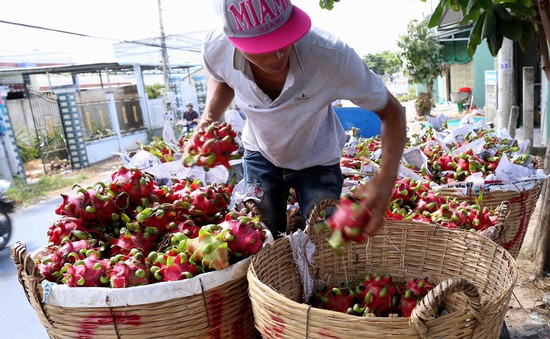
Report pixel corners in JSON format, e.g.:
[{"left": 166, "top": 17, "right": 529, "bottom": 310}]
[
  {"left": 145, "top": 83, "right": 165, "bottom": 99},
  {"left": 363, "top": 51, "right": 402, "bottom": 76},
  {"left": 397, "top": 19, "right": 446, "bottom": 116}
]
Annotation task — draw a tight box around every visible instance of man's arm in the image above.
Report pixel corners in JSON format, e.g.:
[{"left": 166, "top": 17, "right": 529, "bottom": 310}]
[
  {"left": 196, "top": 76, "right": 235, "bottom": 130},
  {"left": 184, "top": 77, "right": 235, "bottom": 153},
  {"left": 354, "top": 93, "right": 407, "bottom": 235}
]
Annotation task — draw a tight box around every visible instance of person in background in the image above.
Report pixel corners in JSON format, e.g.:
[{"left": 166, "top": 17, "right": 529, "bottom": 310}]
[
  {"left": 186, "top": 0, "right": 407, "bottom": 238},
  {"left": 179, "top": 102, "right": 199, "bottom": 134}
]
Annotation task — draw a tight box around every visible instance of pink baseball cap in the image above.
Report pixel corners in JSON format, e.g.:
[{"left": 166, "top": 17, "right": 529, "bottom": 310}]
[{"left": 219, "top": 0, "right": 311, "bottom": 54}]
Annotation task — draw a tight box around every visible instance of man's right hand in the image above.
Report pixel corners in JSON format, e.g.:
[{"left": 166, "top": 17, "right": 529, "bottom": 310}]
[{"left": 183, "top": 118, "right": 214, "bottom": 155}]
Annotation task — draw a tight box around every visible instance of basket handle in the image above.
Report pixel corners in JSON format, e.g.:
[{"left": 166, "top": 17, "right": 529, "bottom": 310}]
[
  {"left": 410, "top": 277, "right": 482, "bottom": 337},
  {"left": 10, "top": 241, "right": 52, "bottom": 326},
  {"left": 244, "top": 199, "right": 262, "bottom": 217},
  {"left": 487, "top": 201, "right": 511, "bottom": 241},
  {"left": 304, "top": 199, "right": 339, "bottom": 235}
]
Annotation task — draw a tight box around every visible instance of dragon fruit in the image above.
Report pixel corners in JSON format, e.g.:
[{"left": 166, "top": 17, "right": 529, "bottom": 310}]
[
  {"left": 37, "top": 246, "right": 65, "bottom": 283},
  {"left": 183, "top": 121, "right": 240, "bottom": 170},
  {"left": 109, "top": 230, "right": 155, "bottom": 257},
  {"left": 352, "top": 273, "right": 399, "bottom": 317},
  {"left": 109, "top": 167, "right": 156, "bottom": 208},
  {"left": 57, "top": 239, "right": 104, "bottom": 262},
  {"left": 399, "top": 278, "right": 435, "bottom": 317},
  {"left": 149, "top": 251, "right": 199, "bottom": 282},
  {"left": 319, "top": 194, "right": 373, "bottom": 252},
  {"left": 61, "top": 253, "right": 110, "bottom": 287},
  {"left": 184, "top": 226, "right": 231, "bottom": 271},
  {"left": 47, "top": 217, "right": 89, "bottom": 245},
  {"left": 311, "top": 285, "right": 357, "bottom": 314},
  {"left": 167, "top": 218, "right": 200, "bottom": 238},
  {"left": 108, "top": 251, "right": 150, "bottom": 288},
  {"left": 128, "top": 203, "right": 178, "bottom": 239},
  {"left": 218, "top": 213, "right": 265, "bottom": 259},
  {"left": 55, "top": 185, "right": 122, "bottom": 224}
]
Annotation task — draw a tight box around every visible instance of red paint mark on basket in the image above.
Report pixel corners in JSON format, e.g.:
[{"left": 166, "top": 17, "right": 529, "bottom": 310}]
[
  {"left": 208, "top": 292, "right": 225, "bottom": 338},
  {"left": 77, "top": 311, "right": 141, "bottom": 338},
  {"left": 231, "top": 298, "right": 250, "bottom": 338},
  {"left": 262, "top": 314, "right": 286, "bottom": 338},
  {"left": 318, "top": 328, "right": 341, "bottom": 338}
]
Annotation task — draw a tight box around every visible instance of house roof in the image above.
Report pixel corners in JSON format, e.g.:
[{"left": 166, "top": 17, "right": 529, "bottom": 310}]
[
  {"left": 0, "top": 62, "right": 199, "bottom": 76},
  {"left": 434, "top": 8, "right": 472, "bottom": 42}
]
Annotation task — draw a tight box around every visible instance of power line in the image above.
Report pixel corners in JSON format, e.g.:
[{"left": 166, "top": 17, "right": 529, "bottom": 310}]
[{"left": 0, "top": 19, "right": 201, "bottom": 52}]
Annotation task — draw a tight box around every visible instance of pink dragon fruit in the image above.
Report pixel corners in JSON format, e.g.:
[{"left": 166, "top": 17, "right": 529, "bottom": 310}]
[
  {"left": 149, "top": 252, "right": 199, "bottom": 282},
  {"left": 319, "top": 194, "right": 373, "bottom": 252},
  {"left": 183, "top": 121, "right": 240, "bottom": 170},
  {"left": 218, "top": 213, "right": 265, "bottom": 259},
  {"left": 311, "top": 285, "right": 357, "bottom": 314},
  {"left": 109, "top": 230, "right": 155, "bottom": 257},
  {"left": 108, "top": 251, "right": 150, "bottom": 288},
  {"left": 61, "top": 253, "right": 110, "bottom": 287},
  {"left": 55, "top": 185, "right": 121, "bottom": 224},
  {"left": 352, "top": 273, "right": 399, "bottom": 317},
  {"left": 167, "top": 218, "right": 200, "bottom": 238},
  {"left": 109, "top": 167, "right": 156, "bottom": 208},
  {"left": 47, "top": 217, "right": 89, "bottom": 245},
  {"left": 37, "top": 246, "right": 64, "bottom": 283},
  {"left": 399, "top": 278, "right": 435, "bottom": 317}
]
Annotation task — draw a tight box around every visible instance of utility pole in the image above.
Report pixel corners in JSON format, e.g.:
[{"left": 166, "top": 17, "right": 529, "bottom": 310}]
[
  {"left": 157, "top": 0, "right": 177, "bottom": 139},
  {"left": 497, "top": 38, "right": 514, "bottom": 130},
  {"left": 158, "top": 0, "right": 171, "bottom": 96}
]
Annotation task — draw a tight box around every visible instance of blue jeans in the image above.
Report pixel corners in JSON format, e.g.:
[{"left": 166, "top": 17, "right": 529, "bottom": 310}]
[{"left": 243, "top": 150, "right": 343, "bottom": 238}]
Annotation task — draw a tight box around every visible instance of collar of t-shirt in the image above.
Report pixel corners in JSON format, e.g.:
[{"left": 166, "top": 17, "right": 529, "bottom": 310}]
[{"left": 231, "top": 46, "right": 304, "bottom": 104}]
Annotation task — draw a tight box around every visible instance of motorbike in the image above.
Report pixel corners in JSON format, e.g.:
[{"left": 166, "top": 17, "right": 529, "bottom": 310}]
[{"left": 0, "top": 179, "right": 14, "bottom": 251}]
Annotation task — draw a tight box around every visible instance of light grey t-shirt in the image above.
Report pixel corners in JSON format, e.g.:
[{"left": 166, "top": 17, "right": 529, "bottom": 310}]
[{"left": 202, "top": 26, "right": 389, "bottom": 170}]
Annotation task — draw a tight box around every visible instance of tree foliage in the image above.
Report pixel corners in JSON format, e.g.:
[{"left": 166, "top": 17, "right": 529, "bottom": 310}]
[
  {"left": 363, "top": 51, "right": 402, "bottom": 76},
  {"left": 145, "top": 83, "right": 165, "bottom": 99},
  {"left": 397, "top": 20, "right": 446, "bottom": 115},
  {"left": 423, "top": 0, "right": 537, "bottom": 57}
]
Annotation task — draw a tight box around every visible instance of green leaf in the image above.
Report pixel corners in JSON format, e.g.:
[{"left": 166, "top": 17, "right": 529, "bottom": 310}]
[
  {"left": 502, "top": 3, "right": 537, "bottom": 18},
  {"left": 478, "top": 0, "right": 494, "bottom": 11},
  {"left": 482, "top": 10, "right": 497, "bottom": 39},
  {"left": 468, "top": 11, "right": 486, "bottom": 56},
  {"left": 428, "top": 1, "right": 446, "bottom": 27},
  {"left": 487, "top": 30, "right": 504, "bottom": 56},
  {"left": 466, "top": 0, "right": 477, "bottom": 15},
  {"left": 494, "top": 4, "right": 513, "bottom": 21},
  {"left": 499, "top": 18, "right": 524, "bottom": 41},
  {"left": 461, "top": 5, "right": 481, "bottom": 25}
]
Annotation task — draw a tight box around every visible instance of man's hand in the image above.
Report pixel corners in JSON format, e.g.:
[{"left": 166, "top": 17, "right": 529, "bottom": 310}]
[
  {"left": 351, "top": 173, "right": 395, "bottom": 236},
  {"left": 183, "top": 118, "right": 214, "bottom": 155}
]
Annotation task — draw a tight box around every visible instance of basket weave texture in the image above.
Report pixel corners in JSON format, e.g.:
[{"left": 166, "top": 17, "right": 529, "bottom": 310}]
[
  {"left": 440, "top": 156, "right": 546, "bottom": 258},
  {"left": 11, "top": 242, "right": 260, "bottom": 339},
  {"left": 248, "top": 207, "right": 517, "bottom": 338}
]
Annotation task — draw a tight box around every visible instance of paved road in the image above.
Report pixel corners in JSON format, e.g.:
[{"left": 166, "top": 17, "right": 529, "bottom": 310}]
[{"left": 0, "top": 197, "right": 60, "bottom": 339}]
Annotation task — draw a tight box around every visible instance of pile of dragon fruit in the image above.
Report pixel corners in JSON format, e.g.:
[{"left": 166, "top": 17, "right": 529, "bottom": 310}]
[
  {"left": 311, "top": 273, "right": 435, "bottom": 318},
  {"left": 36, "top": 166, "right": 267, "bottom": 288},
  {"left": 386, "top": 178, "right": 498, "bottom": 231},
  {"left": 340, "top": 125, "right": 535, "bottom": 185}
]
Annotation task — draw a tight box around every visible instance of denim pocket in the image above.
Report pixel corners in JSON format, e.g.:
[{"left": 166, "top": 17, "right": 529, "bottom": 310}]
[{"left": 243, "top": 149, "right": 260, "bottom": 159}]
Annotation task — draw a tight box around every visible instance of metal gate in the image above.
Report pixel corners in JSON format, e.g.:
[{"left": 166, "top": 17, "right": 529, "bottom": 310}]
[{"left": 28, "top": 90, "right": 69, "bottom": 174}]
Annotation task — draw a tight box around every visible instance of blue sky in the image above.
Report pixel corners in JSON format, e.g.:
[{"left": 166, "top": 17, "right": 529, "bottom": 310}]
[{"left": 0, "top": 0, "right": 433, "bottom": 64}]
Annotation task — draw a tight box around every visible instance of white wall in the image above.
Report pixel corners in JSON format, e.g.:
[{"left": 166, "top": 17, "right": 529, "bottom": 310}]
[{"left": 85, "top": 129, "right": 148, "bottom": 164}]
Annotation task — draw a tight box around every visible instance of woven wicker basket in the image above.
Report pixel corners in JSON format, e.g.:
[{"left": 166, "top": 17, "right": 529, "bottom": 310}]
[
  {"left": 440, "top": 156, "right": 546, "bottom": 259},
  {"left": 11, "top": 241, "right": 261, "bottom": 339},
  {"left": 247, "top": 201, "right": 517, "bottom": 338}
]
